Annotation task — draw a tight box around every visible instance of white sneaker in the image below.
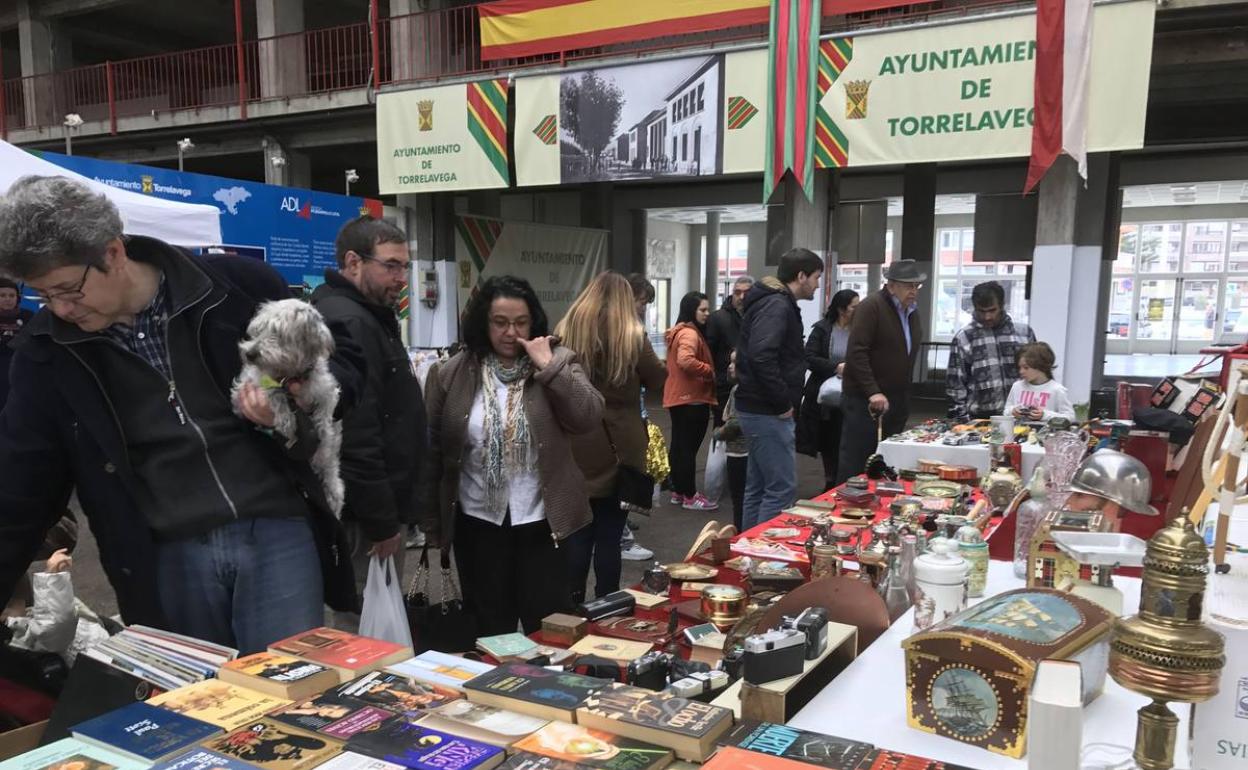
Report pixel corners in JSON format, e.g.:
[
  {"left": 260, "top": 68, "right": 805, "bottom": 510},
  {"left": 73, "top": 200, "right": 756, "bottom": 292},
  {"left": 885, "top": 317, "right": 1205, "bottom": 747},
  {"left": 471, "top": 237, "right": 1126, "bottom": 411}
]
[
  {"left": 621, "top": 542, "right": 655, "bottom": 561},
  {"left": 405, "top": 528, "right": 426, "bottom": 549}
]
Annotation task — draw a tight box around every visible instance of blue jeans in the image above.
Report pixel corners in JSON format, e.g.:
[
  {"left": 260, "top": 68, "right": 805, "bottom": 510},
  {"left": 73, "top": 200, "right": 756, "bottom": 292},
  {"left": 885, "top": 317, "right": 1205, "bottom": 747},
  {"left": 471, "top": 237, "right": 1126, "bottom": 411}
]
[
  {"left": 738, "top": 411, "right": 797, "bottom": 531},
  {"left": 155, "top": 517, "right": 324, "bottom": 654}
]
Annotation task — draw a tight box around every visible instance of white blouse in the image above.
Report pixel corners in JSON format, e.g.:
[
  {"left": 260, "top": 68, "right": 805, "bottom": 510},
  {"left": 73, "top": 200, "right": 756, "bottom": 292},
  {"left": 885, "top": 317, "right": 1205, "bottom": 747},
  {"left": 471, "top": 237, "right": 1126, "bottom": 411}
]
[{"left": 457, "top": 380, "right": 546, "bottom": 527}]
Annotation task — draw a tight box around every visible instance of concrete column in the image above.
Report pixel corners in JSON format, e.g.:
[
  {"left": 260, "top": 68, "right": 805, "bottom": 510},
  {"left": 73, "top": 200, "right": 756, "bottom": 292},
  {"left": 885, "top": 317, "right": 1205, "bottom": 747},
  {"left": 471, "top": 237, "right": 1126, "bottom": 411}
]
[
  {"left": 1030, "top": 154, "right": 1116, "bottom": 410},
  {"left": 867, "top": 263, "right": 883, "bottom": 290},
  {"left": 765, "top": 170, "right": 830, "bottom": 266},
  {"left": 256, "top": 0, "right": 307, "bottom": 99},
  {"left": 17, "top": 0, "right": 72, "bottom": 128},
  {"left": 389, "top": 0, "right": 451, "bottom": 83},
  {"left": 902, "top": 163, "right": 936, "bottom": 343},
  {"left": 705, "top": 210, "right": 721, "bottom": 300},
  {"left": 262, "top": 138, "right": 310, "bottom": 188},
  {"left": 629, "top": 209, "right": 648, "bottom": 276}
]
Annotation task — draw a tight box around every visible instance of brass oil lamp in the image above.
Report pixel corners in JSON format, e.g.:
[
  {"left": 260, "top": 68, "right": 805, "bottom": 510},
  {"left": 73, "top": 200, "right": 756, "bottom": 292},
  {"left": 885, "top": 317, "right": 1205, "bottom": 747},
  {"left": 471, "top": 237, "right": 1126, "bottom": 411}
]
[{"left": 1108, "top": 513, "right": 1225, "bottom": 770}]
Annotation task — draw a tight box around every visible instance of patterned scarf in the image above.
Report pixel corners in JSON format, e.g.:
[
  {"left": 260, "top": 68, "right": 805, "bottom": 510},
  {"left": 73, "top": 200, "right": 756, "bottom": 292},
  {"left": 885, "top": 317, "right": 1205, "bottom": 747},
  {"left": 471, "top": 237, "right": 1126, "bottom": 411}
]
[{"left": 481, "top": 354, "right": 535, "bottom": 513}]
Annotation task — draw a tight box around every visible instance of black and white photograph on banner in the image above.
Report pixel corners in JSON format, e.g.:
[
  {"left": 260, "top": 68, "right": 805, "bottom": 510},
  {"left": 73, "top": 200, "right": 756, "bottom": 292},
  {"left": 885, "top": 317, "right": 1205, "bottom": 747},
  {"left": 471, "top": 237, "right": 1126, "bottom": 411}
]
[{"left": 559, "top": 55, "right": 724, "bottom": 183}]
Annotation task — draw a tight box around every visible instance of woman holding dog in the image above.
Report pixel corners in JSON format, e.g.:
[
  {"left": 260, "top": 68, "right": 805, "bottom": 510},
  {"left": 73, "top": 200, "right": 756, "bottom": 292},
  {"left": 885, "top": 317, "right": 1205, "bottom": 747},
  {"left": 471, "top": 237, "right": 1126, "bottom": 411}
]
[
  {"left": 556, "top": 272, "right": 666, "bottom": 605},
  {"left": 421, "top": 275, "right": 604, "bottom": 635}
]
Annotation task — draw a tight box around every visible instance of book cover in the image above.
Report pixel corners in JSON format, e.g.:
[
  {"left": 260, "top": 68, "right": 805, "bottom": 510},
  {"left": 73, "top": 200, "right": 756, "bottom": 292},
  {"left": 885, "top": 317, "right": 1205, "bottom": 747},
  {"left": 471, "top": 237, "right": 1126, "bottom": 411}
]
[
  {"left": 70, "top": 702, "right": 222, "bottom": 764},
  {"left": 346, "top": 720, "right": 504, "bottom": 770},
  {"left": 474, "top": 635, "right": 537, "bottom": 660},
  {"left": 42, "top": 655, "right": 164, "bottom": 745},
  {"left": 718, "top": 722, "right": 872, "bottom": 770},
  {"left": 150, "top": 749, "right": 259, "bottom": 770},
  {"left": 853, "top": 750, "right": 975, "bottom": 770},
  {"left": 588, "top": 619, "right": 672, "bottom": 648},
  {"left": 512, "top": 723, "right": 672, "bottom": 770},
  {"left": 387, "top": 654, "right": 495, "bottom": 694},
  {"left": 202, "top": 719, "right": 342, "bottom": 770},
  {"left": 565, "top": 637, "right": 652, "bottom": 664},
  {"left": 418, "top": 701, "right": 548, "bottom": 747},
  {"left": 269, "top": 629, "right": 411, "bottom": 680},
  {"left": 269, "top": 690, "right": 395, "bottom": 740},
  {"left": 575, "top": 685, "right": 732, "bottom": 761},
  {"left": 463, "top": 665, "right": 610, "bottom": 716},
  {"left": 497, "top": 753, "right": 582, "bottom": 770},
  {"left": 703, "top": 747, "right": 809, "bottom": 770},
  {"left": 337, "top": 672, "right": 462, "bottom": 718},
  {"left": 0, "top": 738, "right": 147, "bottom": 770},
  {"left": 314, "top": 752, "right": 407, "bottom": 770},
  {"left": 148, "top": 680, "right": 291, "bottom": 731},
  {"left": 217, "top": 653, "right": 339, "bottom": 701}
]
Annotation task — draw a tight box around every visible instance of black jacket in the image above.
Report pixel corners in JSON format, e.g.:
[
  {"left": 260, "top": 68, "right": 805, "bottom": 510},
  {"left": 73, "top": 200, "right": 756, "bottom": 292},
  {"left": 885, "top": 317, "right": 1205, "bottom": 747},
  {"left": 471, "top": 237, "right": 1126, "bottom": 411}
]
[
  {"left": 796, "top": 318, "right": 844, "bottom": 456},
  {"left": 312, "top": 271, "right": 427, "bottom": 542},
  {"left": 734, "top": 278, "right": 807, "bottom": 415},
  {"left": 0, "top": 238, "right": 365, "bottom": 625},
  {"left": 705, "top": 301, "right": 743, "bottom": 391}
]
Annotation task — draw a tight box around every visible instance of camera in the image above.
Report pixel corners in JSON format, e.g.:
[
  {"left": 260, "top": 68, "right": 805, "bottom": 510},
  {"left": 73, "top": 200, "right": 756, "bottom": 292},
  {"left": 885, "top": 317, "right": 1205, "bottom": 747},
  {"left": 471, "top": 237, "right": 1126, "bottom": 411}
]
[
  {"left": 742, "top": 627, "right": 806, "bottom": 685},
  {"left": 782, "top": 607, "right": 830, "bottom": 661},
  {"left": 626, "top": 651, "right": 673, "bottom": 691},
  {"left": 667, "top": 669, "right": 730, "bottom": 699}
]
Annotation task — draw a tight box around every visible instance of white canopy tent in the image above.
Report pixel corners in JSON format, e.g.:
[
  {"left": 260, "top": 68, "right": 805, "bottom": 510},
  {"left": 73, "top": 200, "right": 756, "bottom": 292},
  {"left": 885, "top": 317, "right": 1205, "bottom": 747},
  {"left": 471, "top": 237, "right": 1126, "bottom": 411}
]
[{"left": 0, "top": 139, "right": 222, "bottom": 246}]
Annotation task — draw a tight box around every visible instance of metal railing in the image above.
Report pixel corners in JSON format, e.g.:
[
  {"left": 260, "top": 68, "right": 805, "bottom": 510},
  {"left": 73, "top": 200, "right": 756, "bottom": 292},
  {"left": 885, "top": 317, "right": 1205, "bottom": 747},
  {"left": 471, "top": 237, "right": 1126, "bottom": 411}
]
[{"left": 0, "top": 0, "right": 1025, "bottom": 139}]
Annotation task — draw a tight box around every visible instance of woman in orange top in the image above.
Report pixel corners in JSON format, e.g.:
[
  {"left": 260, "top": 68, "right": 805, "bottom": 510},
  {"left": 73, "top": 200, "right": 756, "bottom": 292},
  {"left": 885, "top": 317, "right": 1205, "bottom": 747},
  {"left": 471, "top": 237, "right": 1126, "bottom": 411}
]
[{"left": 663, "top": 291, "right": 717, "bottom": 511}]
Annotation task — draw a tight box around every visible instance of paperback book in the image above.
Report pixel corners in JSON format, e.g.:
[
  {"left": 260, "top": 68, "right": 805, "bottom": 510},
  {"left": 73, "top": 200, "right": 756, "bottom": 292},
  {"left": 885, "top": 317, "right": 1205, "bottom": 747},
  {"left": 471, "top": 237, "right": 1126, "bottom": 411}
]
[
  {"left": 337, "top": 671, "right": 462, "bottom": 718},
  {"left": 416, "top": 700, "right": 549, "bottom": 749},
  {"left": 853, "top": 750, "right": 976, "bottom": 770},
  {"left": 217, "top": 653, "right": 340, "bottom": 701},
  {"left": 717, "top": 722, "right": 872, "bottom": 770},
  {"left": 386, "top": 653, "right": 494, "bottom": 694},
  {"left": 150, "top": 749, "right": 259, "bottom": 770},
  {"left": 43, "top": 655, "right": 164, "bottom": 745},
  {"left": 269, "top": 690, "right": 395, "bottom": 740},
  {"left": 314, "top": 752, "right": 407, "bottom": 770},
  {"left": 345, "top": 719, "right": 504, "bottom": 770},
  {"left": 201, "top": 719, "right": 342, "bottom": 770},
  {"left": 574, "top": 684, "right": 733, "bottom": 762},
  {"left": 0, "top": 738, "right": 146, "bottom": 770},
  {"left": 269, "top": 628, "right": 412, "bottom": 683},
  {"left": 462, "top": 664, "right": 612, "bottom": 722},
  {"left": 147, "top": 680, "right": 291, "bottom": 731},
  {"left": 512, "top": 723, "right": 672, "bottom": 770},
  {"left": 474, "top": 634, "right": 537, "bottom": 662},
  {"left": 70, "top": 701, "right": 222, "bottom": 765},
  {"left": 565, "top": 637, "right": 651, "bottom": 665}
]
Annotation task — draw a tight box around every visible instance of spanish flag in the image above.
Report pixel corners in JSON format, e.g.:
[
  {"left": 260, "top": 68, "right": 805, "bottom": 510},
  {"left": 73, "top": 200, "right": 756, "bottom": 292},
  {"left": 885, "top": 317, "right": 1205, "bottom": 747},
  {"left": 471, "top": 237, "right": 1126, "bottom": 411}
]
[{"left": 479, "top": 0, "right": 916, "bottom": 61}]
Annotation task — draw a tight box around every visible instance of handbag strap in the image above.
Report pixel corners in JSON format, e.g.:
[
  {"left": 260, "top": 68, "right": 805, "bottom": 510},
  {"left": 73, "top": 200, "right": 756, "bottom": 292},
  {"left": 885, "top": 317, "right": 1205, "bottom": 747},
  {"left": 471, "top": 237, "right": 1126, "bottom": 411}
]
[
  {"left": 406, "top": 544, "right": 431, "bottom": 600},
  {"left": 438, "top": 547, "right": 464, "bottom": 610},
  {"left": 601, "top": 419, "right": 622, "bottom": 463}
]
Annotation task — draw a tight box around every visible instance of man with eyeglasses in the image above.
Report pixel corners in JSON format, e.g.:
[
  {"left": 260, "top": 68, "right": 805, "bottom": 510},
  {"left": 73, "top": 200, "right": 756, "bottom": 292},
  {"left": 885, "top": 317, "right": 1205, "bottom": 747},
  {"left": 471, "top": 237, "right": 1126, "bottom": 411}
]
[
  {"left": 946, "top": 280, "right": 1035, "bottom": 424},
  {"left": 838, "top": 260, "right": 926, "bottom": 485},
  {"left": 311, "top": 215, "right": 426, "bottom": 589},
  {"left": 0, "top": 176, "right": 364, "bottom": 654},
  {"left": 706, "top": 275, "right": 754, "bottom": 426}
]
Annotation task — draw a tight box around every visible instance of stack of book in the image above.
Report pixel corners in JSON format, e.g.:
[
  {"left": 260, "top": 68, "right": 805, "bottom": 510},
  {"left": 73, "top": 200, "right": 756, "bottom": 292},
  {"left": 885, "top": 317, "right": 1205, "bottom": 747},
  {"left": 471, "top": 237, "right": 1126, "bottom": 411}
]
[{"left": 82, "top": 626, "right": 238, "bottom": 691}]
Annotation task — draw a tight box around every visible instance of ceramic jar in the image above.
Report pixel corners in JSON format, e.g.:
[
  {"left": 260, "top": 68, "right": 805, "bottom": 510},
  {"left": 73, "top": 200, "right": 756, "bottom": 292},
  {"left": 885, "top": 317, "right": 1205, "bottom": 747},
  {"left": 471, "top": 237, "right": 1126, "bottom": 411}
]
[
  {"left": 912, "top": 538, "right": 969, "bottom": 631},
  {"left": 981, "top": 465, "right": 1024, "bottom": 512}
]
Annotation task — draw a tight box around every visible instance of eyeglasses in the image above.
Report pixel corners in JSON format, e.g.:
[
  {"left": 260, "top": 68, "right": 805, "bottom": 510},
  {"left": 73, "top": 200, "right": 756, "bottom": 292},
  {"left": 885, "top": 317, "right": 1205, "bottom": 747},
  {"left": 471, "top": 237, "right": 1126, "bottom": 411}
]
[
  {"left": 25, "top": 264, "right": 92, "bottom": 304},
  {"left": 489, "top": 316, "right": 531, "bottom": 332},
  {"left": 355, "top": 252, "right": 410, "bottom": 276}
]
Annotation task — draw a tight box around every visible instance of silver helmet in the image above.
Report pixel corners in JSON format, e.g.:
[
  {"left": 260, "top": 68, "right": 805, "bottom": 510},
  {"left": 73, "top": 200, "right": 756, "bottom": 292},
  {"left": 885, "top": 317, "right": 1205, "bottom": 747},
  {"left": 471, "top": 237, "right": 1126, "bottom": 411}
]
[{"left": 1068, "top": 449, "right": 1158, "bottom": 516}]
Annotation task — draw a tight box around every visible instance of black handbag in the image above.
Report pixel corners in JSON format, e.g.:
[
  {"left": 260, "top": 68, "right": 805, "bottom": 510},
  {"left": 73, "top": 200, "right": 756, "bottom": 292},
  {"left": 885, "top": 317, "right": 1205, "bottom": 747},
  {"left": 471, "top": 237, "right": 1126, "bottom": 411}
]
[
  {"left": 405, "top": 545, "right": 477, "bottom": 653},
  {"left": 603, "top": 421, "right": 654, "bottom": 511}
]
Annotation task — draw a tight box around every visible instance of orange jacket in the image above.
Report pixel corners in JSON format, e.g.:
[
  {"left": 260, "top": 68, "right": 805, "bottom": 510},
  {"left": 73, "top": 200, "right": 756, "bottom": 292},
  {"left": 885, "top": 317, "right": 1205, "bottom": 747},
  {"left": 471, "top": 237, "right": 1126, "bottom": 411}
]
[{"left": 662, "top": 323, "right": 717, "bottom": 408}]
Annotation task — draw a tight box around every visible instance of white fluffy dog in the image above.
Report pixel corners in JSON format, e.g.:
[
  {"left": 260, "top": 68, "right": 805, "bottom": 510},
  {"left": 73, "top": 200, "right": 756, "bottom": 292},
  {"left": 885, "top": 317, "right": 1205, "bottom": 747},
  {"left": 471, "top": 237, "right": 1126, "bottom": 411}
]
[{"left": 232, "top": 299, "right": 344, "bottom": 516}]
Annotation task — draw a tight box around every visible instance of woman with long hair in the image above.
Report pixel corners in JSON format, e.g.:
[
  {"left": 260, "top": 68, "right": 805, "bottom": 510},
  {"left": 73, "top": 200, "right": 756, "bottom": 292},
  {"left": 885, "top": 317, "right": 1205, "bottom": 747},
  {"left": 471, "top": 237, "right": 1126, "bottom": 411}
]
[
  {"left": 663, "top": 291, "right": 717, "bottom": 510},
  {"left": 796, "top": 288, "right": 860, "bottom": 490},
  {"left": 421, "top": 276, "right": 603, "bottom": 634},
  {"left": 556, "top": 272, "right": 666, "bottom": 603}
]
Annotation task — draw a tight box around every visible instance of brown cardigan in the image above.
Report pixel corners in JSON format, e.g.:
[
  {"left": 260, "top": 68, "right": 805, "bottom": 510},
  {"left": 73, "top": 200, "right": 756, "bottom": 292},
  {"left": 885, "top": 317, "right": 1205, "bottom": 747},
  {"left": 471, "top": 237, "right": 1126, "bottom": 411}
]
[
  {"left": 843, "top": 287, "right": 922, "bottom": 398},
  {"left": 420, "top": 347, "right": 605, "bottom": 546},
  {"left": 571, "top": 337, "right": 667, "bottom": 499}
]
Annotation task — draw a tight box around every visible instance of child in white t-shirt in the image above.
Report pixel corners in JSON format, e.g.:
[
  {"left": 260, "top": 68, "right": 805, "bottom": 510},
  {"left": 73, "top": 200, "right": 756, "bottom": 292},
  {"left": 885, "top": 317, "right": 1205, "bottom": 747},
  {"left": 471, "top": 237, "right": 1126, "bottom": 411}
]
[{"left": 1002, "top": 342, "right": 1076, "bottom": 422}]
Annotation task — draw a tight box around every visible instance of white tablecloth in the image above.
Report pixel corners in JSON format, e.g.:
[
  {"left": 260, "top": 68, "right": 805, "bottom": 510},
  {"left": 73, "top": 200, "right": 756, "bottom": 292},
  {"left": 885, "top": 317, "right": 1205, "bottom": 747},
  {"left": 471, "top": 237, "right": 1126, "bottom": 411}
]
[
  {"left": 878, "top": 439, "right": 1045, "bottom": 482},
  {"left": 790, "top": 560, "right": 1191, "bottom": 770}
]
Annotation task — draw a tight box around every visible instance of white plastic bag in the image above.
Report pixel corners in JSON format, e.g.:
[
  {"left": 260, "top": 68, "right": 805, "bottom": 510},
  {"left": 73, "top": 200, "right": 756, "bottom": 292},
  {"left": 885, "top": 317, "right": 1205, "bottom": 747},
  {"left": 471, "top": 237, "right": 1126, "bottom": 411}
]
[
  {"left": 818, "top": 375, "right": 843, "bottom": 407},
  {"left": 704, "top": 438, "right": 728, "bottom": 504},
  {"left": 359, "top": 556, "right": 413, "bottom": 647}
]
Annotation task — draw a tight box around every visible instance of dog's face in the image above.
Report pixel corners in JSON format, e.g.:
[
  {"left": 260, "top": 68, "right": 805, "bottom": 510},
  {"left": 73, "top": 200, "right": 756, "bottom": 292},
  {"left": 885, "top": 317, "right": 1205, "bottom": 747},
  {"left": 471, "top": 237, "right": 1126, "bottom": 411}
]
[{"left": 239, "top": 299, "right": 335, "bottom": 379}]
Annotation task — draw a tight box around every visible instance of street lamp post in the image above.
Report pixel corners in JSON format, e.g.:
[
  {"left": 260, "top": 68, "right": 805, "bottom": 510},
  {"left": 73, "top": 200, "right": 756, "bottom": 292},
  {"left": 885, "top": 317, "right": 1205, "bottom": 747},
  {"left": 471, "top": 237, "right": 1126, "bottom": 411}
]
[
  {"left": 62, "top": 113, "right": 83, "bottom": 155},
  {"left": 345, "top": 169, "right": 359, "bottom": 196},
  {"left": 176, "top": 137, "right": 194, "bottom": 172}
]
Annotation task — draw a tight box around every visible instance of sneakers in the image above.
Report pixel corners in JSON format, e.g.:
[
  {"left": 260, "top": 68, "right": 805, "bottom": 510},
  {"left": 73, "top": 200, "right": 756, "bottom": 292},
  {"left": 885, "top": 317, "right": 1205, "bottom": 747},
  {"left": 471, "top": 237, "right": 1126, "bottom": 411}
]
[
  {"left": 621, "top": 542, "right": 655, "bottom": 561},
  {"left": 670, "top": 493, "right": 686, "bottom": 506},
  {"left": 682, "top": 493, "right": 719, "bottom": 511},
  {"left": 405, "top": 527, "right": 426, "bottom": 549}
]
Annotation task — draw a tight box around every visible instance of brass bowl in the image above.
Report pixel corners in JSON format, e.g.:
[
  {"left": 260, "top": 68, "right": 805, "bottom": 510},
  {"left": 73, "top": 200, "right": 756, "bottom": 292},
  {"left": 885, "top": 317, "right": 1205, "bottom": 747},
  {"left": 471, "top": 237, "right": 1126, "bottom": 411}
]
[
  {"left": 700, "top": 584, "right": 747, "bottom": 630},
  {"left": 913, "top": 479, "right": 963, "bottom": 499}
]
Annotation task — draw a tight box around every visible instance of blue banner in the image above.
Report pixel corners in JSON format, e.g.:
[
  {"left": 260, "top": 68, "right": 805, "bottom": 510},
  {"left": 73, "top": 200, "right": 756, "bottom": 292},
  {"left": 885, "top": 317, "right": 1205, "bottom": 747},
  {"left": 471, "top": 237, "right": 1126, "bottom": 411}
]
[{"left": 36, "top": 151, "right": 383, "bottom": 290}]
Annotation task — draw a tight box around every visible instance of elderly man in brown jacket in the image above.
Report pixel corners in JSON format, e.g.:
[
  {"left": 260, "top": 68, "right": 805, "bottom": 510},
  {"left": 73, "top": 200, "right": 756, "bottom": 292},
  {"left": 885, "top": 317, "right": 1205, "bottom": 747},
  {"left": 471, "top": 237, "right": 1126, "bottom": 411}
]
[{"left": 837, "top": 260, "right": 925, "bottom": 485}]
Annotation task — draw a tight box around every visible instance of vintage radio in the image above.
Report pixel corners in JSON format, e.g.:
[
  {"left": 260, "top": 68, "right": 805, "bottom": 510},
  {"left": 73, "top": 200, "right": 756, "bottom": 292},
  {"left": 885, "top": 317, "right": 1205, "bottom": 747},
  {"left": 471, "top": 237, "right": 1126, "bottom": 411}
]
[
  {"left": 1027, "top": 509, "right": 1109, "bottom": 589},
  {"left": 902, "top": 587, "right": 1114, "bottom": 758}
]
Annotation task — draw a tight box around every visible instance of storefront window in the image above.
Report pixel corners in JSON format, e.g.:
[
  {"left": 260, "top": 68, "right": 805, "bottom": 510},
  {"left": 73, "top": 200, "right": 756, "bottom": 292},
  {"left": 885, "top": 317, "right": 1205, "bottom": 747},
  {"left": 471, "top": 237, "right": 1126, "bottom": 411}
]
[
  {"left": 1138, "top": 223, "right": 1182, "bottom": 273},
  {"left": 933, "top": 227, "right": 1029, "bottom": 339},
  {"left": 1224, "top": 279, "right": 1246, "bottom": 337},
  {"left": 1229, "top": 221, "right": 1248, "bottom": 272},
  {"left": 1183, "top": 221, "right": 1226, "bottom": 273},
  {"left": 1115, "top": 224, "right": 1138, "bottom": 273}
]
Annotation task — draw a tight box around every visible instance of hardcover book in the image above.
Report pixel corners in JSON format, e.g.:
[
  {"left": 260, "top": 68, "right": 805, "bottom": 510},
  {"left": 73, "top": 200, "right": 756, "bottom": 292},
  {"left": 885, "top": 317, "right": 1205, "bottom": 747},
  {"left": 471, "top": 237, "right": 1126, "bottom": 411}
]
[
  {"left": 853, "top": 749, "right": 975, "bottom": 770},
  {"left": 462, "top": 665, "right": 612, "bottom": 723},
  {"left": 201, "top": 719, "right": 342, "bottom": 770},
  {"left": 217, "top": 653, "right": 340, "bottom": 701},
  {"left": 269, "top": 628, "right": 413, "bottom": 683},
  {"left": 148, "top": 680, "right": 291, "bottom": 731},
  {"left": 512, "top": 723, "right": 672, "bottom": 770},
  {"left": 346, "top": 719, "right": 504, "bottom": 770},
  {"left": 269, "top": 691, "right": 395, "bottom": 740},
  {"left": 717, "top": 722, "right": 872, "bottom": 770},
  {"left": 337, "top": 671, "right": 462, "bottom": 718},
  {"left": 150, "top": 749, "right": 259, "bottom": 770},
  {"left": 314, "top": 752, "right": 407, "bottom": 770},
  {"left": 574, "top": 684, "right": 733, "bottom": 762},
  {"left": 387, "top": 654, "right": 495, "bottom": 694},
  {"left": 474, "top": 634, "right": 538, "bottom": 661},
  {"left": 70, "top": 702, "right": 222, "bottom": 765},
  {"left": 565, "top": 636, "right": 652, "bottom": 664},
  {"left": 0, "top": 738, "right": 147, "bottom": 770},
  {"left": 416, "top": 701, "right": 549, "bottom": 749},
  {"left": 588, "top": 618, "right": 673, "bottom": 648}
]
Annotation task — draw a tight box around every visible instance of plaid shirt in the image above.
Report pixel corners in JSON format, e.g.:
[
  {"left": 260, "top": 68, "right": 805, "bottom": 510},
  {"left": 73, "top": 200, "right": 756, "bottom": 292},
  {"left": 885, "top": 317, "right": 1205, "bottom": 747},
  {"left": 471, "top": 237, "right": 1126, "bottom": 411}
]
[
  {"left": 103, "top": 274, "right": 172, "bottom": 382},
  {"left": 946, "top": 315, "right": 1035, "bottom": 422}
]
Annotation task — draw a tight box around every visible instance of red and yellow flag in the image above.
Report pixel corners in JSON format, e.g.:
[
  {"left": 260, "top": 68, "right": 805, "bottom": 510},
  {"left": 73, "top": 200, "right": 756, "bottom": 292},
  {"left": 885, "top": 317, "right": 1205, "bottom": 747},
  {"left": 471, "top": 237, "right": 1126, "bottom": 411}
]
[{"left": 764, "top": 0, "right": 821, "bottom": 203}]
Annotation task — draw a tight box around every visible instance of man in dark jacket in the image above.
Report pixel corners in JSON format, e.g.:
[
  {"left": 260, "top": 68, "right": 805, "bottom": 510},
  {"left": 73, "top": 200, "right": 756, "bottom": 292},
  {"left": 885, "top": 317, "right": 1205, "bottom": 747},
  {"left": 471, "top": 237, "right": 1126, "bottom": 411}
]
[
  {"left": 0, "top": 176, "right": 363, "bottom": 654},
  {"left": 311, "top": 216, "right": 426, "bottom": 587},
  {"left": 837, "top": 259, "right": 925, "bottom": 485},
  {"left": 734, "top": 248, "right": 822, "bottom": 529},
  {"left": 705, "top": 275, "right": 753, "bottom": 425}
]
